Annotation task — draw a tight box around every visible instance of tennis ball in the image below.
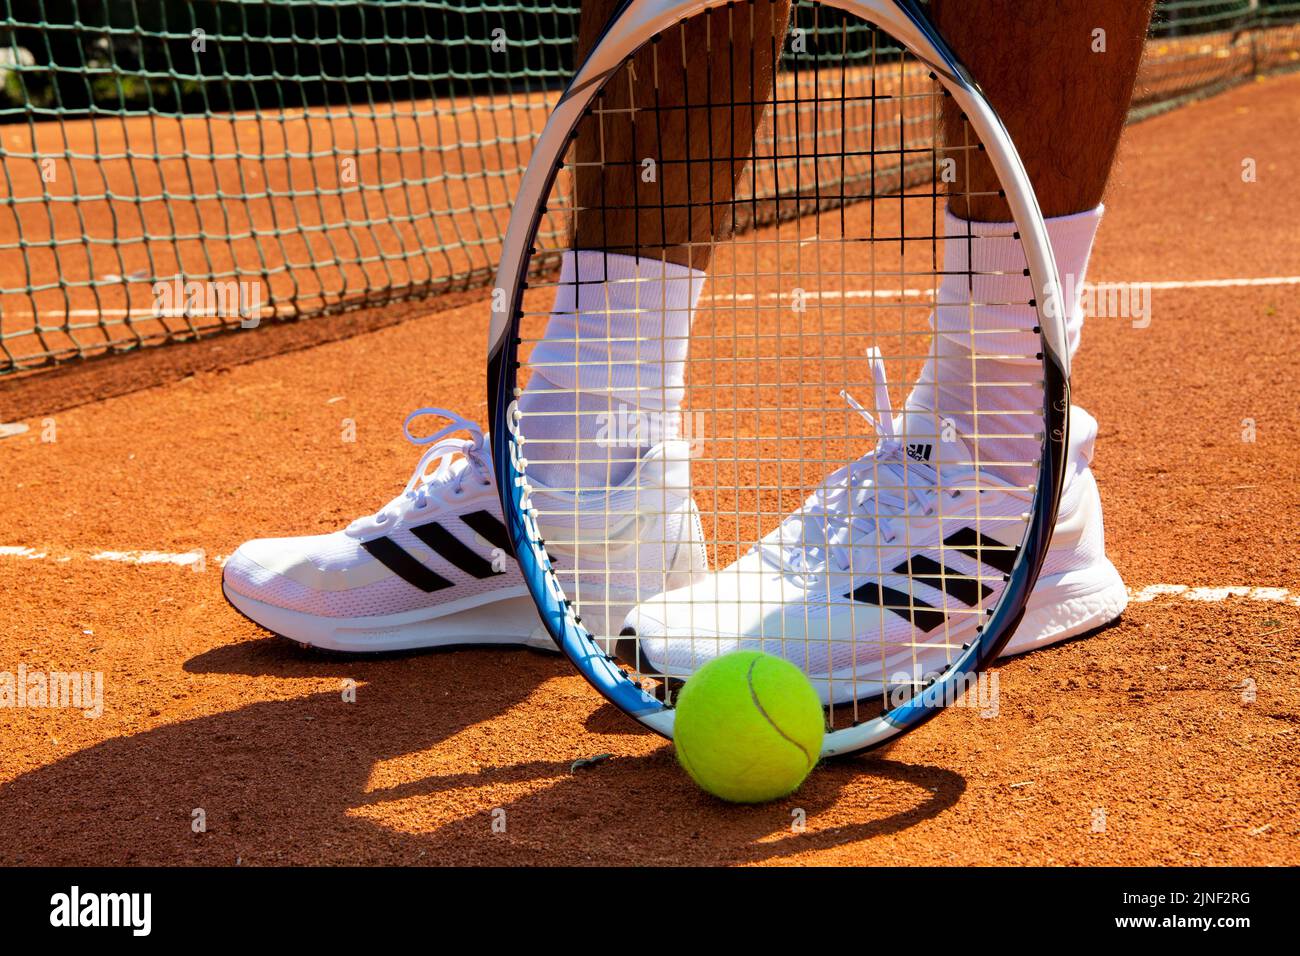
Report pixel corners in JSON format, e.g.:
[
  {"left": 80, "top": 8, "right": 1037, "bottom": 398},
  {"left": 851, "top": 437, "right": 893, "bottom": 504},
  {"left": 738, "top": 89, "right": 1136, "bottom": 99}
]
[{"left": 673, "top": 650, "right": 824, "bottom": 803}]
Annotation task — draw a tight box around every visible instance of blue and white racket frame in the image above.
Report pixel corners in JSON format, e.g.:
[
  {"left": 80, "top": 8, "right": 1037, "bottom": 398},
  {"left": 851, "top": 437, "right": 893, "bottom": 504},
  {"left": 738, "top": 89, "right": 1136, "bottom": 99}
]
[{"left": 487, "top": 0, "right": 1070, "bottom": 757}]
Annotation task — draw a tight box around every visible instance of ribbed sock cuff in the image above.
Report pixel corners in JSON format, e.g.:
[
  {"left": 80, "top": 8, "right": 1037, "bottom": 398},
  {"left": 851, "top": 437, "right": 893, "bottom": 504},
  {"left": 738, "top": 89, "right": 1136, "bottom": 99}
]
[
  {"left": 526, "top": 250, "right": 707, "bottom": 411},
  {"left": 932, "top": 204, "right": 1103, "bottom": 360}
]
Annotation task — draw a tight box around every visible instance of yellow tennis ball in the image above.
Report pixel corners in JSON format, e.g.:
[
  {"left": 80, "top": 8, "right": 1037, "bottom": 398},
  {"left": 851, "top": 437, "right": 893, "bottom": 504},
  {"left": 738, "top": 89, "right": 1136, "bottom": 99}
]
[{"left": 673, "top": 651, "right": 824, "bottom": 803}]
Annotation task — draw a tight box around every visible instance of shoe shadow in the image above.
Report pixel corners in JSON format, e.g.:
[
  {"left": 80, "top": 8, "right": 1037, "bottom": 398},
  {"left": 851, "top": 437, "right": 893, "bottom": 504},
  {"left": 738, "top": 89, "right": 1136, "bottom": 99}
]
[
  {"left": 0, "top": 638, "right": 964, "bottom": 865},
  {"left": 182, "top": 634, "right": 564, "bottom": 678}
]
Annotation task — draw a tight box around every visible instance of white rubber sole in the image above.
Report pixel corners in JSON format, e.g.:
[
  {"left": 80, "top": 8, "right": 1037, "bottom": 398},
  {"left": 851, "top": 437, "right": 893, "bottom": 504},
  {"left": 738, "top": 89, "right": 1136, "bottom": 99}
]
[
  {"left": 225, "top": 495, "right": 1124, "bottom": 658},
  {"left": 1001, "top": 557, "right": 1128, "bottom": 657},
  {"left": 222, "top": 582, "right": 557, "bottom": 653},
  {"left": 225, "top": 554, "right": 1127, "bottom": 658},
  {"left": 222, "top": 575, "right": 660, "bottom": 655},
  {"left": 623, "top": 557, "right": 1130, "bottom": 705}
]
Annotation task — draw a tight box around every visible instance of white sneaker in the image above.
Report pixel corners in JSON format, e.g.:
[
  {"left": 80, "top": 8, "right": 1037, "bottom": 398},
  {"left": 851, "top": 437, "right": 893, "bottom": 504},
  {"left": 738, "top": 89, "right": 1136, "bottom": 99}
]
[
  {"left": 526, "top": 439, "right": 708, "bottom": 644},
  {"left": 620, "top": 390, "right": 1125, "bottom": 702},
  {"left": 222, "top": 409, "right": 705, "bottom": 653},
  {"left": 1004, "top": 404, "right": 1126, "bottom": 656}
]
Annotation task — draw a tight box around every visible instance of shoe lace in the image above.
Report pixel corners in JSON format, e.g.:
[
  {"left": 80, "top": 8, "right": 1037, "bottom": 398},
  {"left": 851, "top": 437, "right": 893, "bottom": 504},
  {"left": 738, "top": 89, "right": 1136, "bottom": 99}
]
[
  {"left": 362, "top": 408, "right": 492, "bottom": 525},
  {"left": 762, "top": 349, "right": 947, "bottom": 580}
]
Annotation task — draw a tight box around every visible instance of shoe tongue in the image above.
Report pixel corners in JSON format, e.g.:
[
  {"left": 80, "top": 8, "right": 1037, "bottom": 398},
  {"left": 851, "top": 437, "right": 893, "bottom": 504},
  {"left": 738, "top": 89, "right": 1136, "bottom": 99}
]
[{"left": 893, "top": 406, "right": 973, "bottom": 472}]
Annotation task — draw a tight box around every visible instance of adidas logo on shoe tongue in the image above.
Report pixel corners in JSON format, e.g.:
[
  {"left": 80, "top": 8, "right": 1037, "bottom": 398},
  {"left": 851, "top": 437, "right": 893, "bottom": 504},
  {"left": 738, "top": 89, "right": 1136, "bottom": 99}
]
[
  {"left": 905, "top": 442, "right": 933, "bottom": 463},
  {"left": 897, "top": 408, "right": 970, "bottom": 469}
]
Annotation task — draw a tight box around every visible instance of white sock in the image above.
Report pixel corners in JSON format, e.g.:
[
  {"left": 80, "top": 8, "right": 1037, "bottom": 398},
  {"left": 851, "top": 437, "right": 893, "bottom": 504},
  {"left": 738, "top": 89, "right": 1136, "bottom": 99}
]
[
  {"left": 910, "top": 205, "right": 1103, "bottom": 484},
  {"left": 519, "top": 250, "right": 707, "bottom": 489}
]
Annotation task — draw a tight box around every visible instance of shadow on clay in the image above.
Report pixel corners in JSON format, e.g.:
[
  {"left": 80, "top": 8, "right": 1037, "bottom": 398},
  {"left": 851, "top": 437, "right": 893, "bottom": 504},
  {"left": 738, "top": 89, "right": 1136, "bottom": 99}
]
[{"left": 0, "top": 637, "right": 963, "bottom": 865}]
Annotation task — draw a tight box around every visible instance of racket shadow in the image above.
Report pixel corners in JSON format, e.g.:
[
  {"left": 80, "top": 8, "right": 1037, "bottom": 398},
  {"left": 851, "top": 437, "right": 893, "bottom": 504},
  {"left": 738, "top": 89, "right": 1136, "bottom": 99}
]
[
  {"left": 0, "top": 638, "right": 961, "bottom": 864},
  {"left": 181, "top": 640, "right": 967, "bottom": 864},
  {"left": 393, "top": 746, "right": 965, "bottom": 865},
  {"left": 185, "top": 640, "right": 963, "bottom": 862}
]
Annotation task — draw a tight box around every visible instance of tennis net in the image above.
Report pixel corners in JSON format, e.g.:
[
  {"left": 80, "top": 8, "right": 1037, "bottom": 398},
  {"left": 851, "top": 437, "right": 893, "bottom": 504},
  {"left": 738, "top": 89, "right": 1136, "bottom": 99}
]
[{"left": 0, "top": 0, "right": 1296, "bottom": 375}]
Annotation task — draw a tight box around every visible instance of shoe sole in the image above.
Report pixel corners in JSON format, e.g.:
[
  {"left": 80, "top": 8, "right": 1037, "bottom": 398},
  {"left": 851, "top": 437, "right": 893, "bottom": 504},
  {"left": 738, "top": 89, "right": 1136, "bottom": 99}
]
[
  {"left": 225, "top": 562, "right": 1125, "bottom": 660},
  {"left": 224, "top": 535, "right": 1125, "bottom": 661},
  {"left": 221, "top": 576, "right": 657, "bottom": 655},
  {"left": 1000, "top": 556, "right": 1128, "bottom": 657},
  {"left": 222, "top": 581, "right": 558, "bottom": 654},
  {"left": 619, "top": 557, "right": 1128, "bottom": 701}
]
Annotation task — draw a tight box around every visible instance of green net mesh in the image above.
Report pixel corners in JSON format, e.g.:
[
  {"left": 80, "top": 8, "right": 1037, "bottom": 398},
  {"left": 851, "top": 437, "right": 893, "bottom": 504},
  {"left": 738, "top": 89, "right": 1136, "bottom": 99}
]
[{"left": 0, "top": 0, "right": 1296, "bottom": 375}]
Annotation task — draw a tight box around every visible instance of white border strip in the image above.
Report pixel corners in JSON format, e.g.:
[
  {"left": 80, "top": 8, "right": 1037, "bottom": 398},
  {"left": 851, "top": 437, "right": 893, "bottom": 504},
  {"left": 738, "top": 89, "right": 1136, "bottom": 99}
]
[
  {"left": 0, "top": 546, "right": 222, "bottom": 568},
  {"left": 699, "top": 275, "right": 1300, "bottom": 305},
  {"left": 7, "top": 276, "right": 1300, "bottom": 318},
  {"left": 1, "top": 544, "right": 1295, "bottom": 607},
  {"left": 1127, "top": 584, "right": 1299, "bottom": 605}
]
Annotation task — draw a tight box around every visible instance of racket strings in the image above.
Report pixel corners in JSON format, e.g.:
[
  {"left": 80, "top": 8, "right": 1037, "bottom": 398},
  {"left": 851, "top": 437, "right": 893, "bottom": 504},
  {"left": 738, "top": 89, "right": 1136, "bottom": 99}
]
[{"left": 512, "top": 0, "right": 1043, "bottom": 723}]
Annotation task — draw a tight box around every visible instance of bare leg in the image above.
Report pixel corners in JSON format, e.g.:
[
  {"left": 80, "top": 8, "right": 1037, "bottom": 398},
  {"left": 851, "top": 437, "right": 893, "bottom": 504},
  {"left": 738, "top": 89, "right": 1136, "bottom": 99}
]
[
  {"left": 523, "top": 0, "right": 792, "bottom": 489},
  {"left": 571, "top": 0, "right": 1154, "bottom": 240},
  {"left": 572, "top": 0, "right": 792, "bottom": 269},
  {"left": 934, "top": 0, "right": 1155, "bottom": 220},
  {"left": 918, "top": 0, "right": 1156, "bottom": 487}
]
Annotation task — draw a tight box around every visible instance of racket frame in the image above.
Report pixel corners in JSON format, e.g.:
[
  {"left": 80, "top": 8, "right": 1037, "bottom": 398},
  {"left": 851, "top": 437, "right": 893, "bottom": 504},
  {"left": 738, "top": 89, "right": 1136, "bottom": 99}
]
[{"left": 487, "top": 0, "right": 1069, "bottom": 755}]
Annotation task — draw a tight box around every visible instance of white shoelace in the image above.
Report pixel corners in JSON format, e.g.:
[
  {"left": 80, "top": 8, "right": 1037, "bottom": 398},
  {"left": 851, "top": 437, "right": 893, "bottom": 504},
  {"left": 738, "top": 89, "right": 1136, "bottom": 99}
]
[
  {"left": 762, "top": 350, "right": 955, "bottom": 581},
  {"left": 356, "top": 408, "right": 492, "bottom": 528}
]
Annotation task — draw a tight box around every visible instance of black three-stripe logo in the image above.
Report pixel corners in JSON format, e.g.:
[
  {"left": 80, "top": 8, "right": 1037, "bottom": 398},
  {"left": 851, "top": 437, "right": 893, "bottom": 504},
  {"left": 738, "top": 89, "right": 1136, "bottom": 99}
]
[
  {"left": 846, "top": 529, "right": 1018, "bottom": 633},
  {"left": 460, "top": 509, "right": 513, "bottom": 553},
  {"left": 360, "top": 510, "right": 512, "bottom": 593},
  {"left": 943, "top": 527, "right": 1020, "bottom": 574}
]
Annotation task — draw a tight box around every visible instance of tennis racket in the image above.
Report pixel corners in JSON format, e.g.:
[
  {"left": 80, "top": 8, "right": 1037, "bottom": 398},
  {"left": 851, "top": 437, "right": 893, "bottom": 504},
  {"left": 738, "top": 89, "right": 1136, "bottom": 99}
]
[{"left": 487, "top": 0, "right": 1069, "bottom": 756}]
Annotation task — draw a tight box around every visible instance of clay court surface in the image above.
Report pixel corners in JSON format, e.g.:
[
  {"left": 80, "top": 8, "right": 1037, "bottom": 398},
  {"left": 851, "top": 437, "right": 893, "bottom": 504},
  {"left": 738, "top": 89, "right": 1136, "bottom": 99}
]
[{"left": 1, "top": 71, "right": 1298, "bottom": 866}]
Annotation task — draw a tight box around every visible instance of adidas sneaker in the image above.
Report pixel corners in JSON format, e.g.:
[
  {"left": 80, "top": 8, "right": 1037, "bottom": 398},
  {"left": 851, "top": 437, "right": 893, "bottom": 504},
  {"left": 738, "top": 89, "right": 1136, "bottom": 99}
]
[
  {"left": 620, "top": 390, "right": 1126, "bottom": 702},
  {"left": 222, "top": 409, "right": 705, "bottom": 652}
]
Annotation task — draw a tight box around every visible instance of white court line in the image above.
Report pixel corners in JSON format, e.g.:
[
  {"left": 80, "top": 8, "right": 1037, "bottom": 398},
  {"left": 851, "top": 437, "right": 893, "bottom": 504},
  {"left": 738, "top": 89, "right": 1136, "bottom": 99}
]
[
  {"left": 697, "top": 275, "right": 1300, "bottom": 305},
  {"left": 0, "top": 546, "right": 220, "bottom": 568},
  {"left": 1126, "top": 584, "right": 1299, "bottom": 605},
  {"left": 1143, "top": 276, "right": 1300, "bottom": 290},
  {"left": 0, "top": 544, "right": 1295, "bottom": 607},
  {"left": 91, "top": 549, "right": 209, "bottom": 568},
  {"left": 6, "top": 276, "right": 1299, "bottom": 317}
]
